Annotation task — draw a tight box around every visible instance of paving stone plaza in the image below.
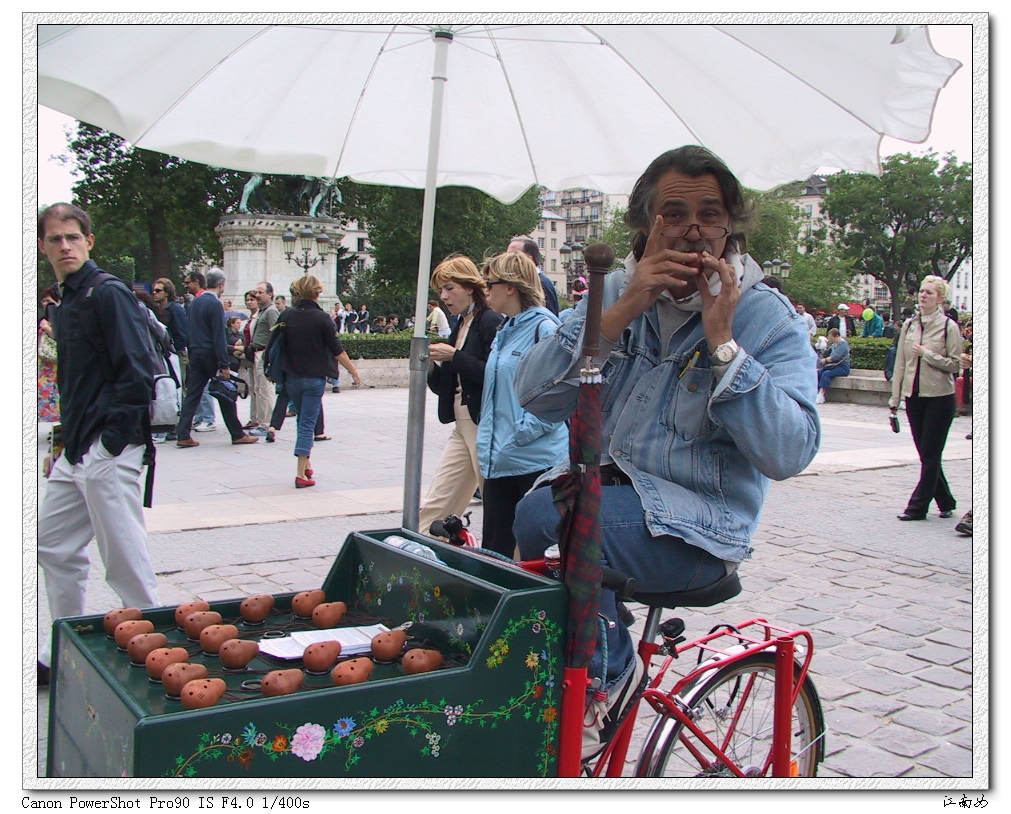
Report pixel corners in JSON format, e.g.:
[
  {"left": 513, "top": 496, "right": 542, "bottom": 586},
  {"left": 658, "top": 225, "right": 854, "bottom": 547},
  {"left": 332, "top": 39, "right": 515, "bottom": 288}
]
[{"left": 32, "top": 384, "right": 983, "bottom": 790}]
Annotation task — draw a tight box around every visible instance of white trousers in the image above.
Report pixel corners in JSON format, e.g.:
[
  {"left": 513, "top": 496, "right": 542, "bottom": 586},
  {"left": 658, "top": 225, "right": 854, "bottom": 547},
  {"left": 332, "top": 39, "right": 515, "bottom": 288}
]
[
  {"left": 251, "top": 351, "right": 275, "bottom": 427},
  {"left": 37, "top": 437, "right": 160, "bottom": 665},
  {"left": 417, "top": 397, "right": 483, "bottom": 536},
  {"left": 239, "top": 357, "right": 257, "bottom": 422}
]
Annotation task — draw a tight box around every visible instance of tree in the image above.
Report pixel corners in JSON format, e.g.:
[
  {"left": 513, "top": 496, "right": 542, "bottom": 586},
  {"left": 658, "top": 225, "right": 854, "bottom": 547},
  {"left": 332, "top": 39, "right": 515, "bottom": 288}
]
[
  {"left": 822, "top": 153, "right": 972, "bottom": 321},
  {"left": 65, "top": 124, "right": 247, "bottom": 285},
  {"left": 596, "top": 204, "right": 633, "bottom": 265},
  {"left": 340, "top": 182, "right": 541, "bottom": 297},
  {"left": 777, "top": 243, "right": 858, "bottom": 313},
  {"left": 743, "top": 190, "right": 805, "bottom": 267}
]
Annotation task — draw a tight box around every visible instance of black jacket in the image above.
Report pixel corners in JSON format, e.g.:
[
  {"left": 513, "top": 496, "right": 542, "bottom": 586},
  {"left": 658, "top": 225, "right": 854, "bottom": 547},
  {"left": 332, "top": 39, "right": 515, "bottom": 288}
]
[
  {"left": 163, "top": 300, "right": 188, "bottom": 352},
  {"left": 828, "top": 314, "right": 857, "bottom": 337},
  {"left": 187, "top": 290, "right": 230, "bottom": 368},
  {"left": 54, "top": 261, "right": 153, "bottom": 464},
  {"left": 427, "top": 306, "right": 502, "bottom": 424},
  {"left": 282, "top": 300, "right": 344, "bottom": 379},
  {"left": 539, "top": 272, "right": 559, "bottom": 316}
]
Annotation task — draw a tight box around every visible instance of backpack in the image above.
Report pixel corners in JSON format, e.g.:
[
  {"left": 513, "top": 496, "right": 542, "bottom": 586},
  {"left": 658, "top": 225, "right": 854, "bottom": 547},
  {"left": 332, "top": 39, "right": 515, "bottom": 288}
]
[
  {"left": 263, "top": 311, "right": 289, "bottom": 388},
  {"left": 79, "top": 272, "right": 180, "bottom": 506},
  {"left": 140, "top": 306, "right": 183, "bottom": 429}
]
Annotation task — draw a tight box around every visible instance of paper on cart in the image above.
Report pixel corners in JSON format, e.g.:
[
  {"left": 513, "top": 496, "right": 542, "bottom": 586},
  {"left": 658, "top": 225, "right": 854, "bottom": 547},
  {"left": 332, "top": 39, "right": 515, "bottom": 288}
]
[{"left": 257, "top": 623, "right": 390, "bottom": 661}]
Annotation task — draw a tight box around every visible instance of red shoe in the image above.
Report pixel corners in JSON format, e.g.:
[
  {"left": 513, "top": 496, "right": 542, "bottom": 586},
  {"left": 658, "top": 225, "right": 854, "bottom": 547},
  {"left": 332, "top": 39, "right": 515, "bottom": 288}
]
[
  {"left": 295, "top": 476, "right": 316, "bottom": 489},
  {"left": 305, "top": 468, "right": 314, "bottom": 478}
]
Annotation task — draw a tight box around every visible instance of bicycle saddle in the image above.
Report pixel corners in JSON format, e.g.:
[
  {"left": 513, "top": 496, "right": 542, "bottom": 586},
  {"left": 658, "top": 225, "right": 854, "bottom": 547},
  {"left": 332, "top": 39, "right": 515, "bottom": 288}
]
[{"left": 631, "top": 567, "right": 742, "bottom": 610}]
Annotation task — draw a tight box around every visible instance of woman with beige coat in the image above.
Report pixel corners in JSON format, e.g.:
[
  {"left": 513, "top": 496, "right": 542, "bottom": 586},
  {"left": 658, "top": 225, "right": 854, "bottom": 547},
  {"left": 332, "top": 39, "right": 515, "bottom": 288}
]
[{"left": 889, "top": 275, "right": 963, "bottom": 521}]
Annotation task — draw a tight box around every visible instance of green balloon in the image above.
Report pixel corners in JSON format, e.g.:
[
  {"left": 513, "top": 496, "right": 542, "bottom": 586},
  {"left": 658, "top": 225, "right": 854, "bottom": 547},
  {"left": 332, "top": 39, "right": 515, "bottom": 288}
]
[{"left": 862, "top": 308, "right": 874, "bottom": 321}]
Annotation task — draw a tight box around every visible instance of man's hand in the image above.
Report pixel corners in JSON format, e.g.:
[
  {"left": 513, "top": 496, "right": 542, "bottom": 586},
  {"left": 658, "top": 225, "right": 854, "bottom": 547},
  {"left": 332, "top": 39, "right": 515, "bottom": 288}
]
[
  {"left": 601, "top": 215, "right": 702, "bottom": 341},
  {"left": 218, "top": 368, "right": 231, "bottom": 379},
  {"left": 697, "top": 251, "right": 741, "bottom": 350}
]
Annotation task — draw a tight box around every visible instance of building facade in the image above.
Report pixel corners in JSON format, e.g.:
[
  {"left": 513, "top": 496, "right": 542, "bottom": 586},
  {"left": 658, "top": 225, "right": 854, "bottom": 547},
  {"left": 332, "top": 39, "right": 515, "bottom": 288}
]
[
  {"left": 536, "top": 188, "right": 629, "bottom": 298},
  {"left": 785, "top": 175, "right": 973, "bottom": 316}
]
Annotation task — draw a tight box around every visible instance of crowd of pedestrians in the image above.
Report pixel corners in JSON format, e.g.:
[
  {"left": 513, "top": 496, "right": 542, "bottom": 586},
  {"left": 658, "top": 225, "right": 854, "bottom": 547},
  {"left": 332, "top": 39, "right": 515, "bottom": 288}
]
[{"left": 35, "top": 177, "right": 974, "bottom": 712}]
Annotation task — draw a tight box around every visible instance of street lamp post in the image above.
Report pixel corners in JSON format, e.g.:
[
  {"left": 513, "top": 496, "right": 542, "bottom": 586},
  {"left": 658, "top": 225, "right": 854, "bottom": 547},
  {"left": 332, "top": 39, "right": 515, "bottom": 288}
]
[
  {"left": 762, "top": 257, "right": 792, "bottom": 286},
  {"left": 282, "top": 225, "right": 331, "bottom": 273},
  {"left": 559, "top": 242, "right": 572, "bottom": 296},
  {"left": 571, "top": 240, "right": 584, "bottom": 292}
]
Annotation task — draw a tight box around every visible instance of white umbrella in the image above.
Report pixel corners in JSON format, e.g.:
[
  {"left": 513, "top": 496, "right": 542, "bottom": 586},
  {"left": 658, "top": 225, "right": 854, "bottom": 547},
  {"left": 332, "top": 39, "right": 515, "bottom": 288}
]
[{"left": 36, "top": 22, "right": 960, "bottom": 527}]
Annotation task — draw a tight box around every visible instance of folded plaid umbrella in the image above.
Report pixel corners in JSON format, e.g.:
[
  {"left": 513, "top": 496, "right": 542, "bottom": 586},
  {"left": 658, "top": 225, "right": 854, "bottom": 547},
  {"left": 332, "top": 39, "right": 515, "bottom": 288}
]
[{"left": 551, "top": 244, "right": 614, "bottom": 775}]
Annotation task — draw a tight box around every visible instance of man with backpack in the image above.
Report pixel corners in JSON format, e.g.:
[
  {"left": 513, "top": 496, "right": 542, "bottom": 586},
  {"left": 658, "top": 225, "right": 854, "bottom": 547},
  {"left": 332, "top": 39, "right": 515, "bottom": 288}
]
[{"left": 36, "top": 203, "right": 161, "bottom": 687}]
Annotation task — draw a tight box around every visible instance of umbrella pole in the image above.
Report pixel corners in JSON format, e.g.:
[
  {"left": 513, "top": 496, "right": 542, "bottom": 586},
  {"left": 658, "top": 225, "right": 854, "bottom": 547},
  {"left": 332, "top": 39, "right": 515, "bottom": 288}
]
[{"left": 402, "top": 30, "right": 453, "bottom": 531}]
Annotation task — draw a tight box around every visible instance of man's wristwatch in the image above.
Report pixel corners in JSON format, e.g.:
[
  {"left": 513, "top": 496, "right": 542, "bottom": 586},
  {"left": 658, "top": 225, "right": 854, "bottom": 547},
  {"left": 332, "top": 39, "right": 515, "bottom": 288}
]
[{"left": 709, "top": 339, "right": 740, "bottom": 365}]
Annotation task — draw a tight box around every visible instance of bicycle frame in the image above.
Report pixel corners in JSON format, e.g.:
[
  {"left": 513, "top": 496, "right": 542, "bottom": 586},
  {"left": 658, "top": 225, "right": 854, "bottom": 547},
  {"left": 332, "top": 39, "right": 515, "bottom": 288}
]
[
  {"left": 595, "top": 613, "right": 815, "bottom": 778},
  {"left": 517, "top": 558, "right": 816, "bottom": 778}
]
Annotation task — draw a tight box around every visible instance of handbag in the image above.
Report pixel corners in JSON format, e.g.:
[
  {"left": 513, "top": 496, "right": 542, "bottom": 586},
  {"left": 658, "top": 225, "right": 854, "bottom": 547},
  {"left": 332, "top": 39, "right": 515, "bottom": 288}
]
[{"left": 39, "top": 331, "right": 58, "bottom": 363}]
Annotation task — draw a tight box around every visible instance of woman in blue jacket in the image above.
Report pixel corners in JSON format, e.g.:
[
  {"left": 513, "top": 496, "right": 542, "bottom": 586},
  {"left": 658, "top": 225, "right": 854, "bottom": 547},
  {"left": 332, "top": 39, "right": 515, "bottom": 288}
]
[{"left": 477, "top": 251, "right": 568, "bottom": 557}]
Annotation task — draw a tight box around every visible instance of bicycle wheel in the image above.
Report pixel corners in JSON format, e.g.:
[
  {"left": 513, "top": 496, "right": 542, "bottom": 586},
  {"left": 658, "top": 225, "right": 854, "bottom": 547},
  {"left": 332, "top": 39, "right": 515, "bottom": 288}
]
[{"left": 635, "top": 652, "right": 825, "bottom": 777}]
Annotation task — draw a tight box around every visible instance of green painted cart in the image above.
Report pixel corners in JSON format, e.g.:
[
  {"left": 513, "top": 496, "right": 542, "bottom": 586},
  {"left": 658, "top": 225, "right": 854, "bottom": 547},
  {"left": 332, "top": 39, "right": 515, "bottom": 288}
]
[{"left": 46, "top": 529, "right": 567, "bottom": 778}]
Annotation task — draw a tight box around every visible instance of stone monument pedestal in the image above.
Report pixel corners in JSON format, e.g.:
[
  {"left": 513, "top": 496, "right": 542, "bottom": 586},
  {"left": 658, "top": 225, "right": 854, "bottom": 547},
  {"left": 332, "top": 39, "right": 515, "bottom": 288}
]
[{"left": 214, "top": 215, "right": 344, "bottom": 310}]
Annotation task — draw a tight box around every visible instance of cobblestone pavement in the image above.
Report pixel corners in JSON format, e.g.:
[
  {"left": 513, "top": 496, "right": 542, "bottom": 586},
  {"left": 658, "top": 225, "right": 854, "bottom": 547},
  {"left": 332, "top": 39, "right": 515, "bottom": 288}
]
[{"left": 31, "top": 387, "right": 983, "bottom": 786}]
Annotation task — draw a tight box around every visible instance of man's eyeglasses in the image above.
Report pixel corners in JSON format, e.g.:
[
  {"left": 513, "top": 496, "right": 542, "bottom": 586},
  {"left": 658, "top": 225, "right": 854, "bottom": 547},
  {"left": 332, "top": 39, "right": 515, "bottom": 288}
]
[
  {"left": 153, "top": 287, "right": 164, "bottom": 293},
  {"left": 661, "top": 224, "right": 730, "bottom": 239}
]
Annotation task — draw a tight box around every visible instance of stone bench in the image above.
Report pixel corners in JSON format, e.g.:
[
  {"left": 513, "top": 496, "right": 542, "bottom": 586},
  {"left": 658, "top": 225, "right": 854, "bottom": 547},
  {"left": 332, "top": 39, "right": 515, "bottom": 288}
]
[
  {"left": 824, "top": 367, "right": 891, "bottom": 406},
  {"left": 353, "top": 359, "right": 897, "bottom": 407},
  {"left": 352, "top": 357, "right": 411, "bottom": 389}
]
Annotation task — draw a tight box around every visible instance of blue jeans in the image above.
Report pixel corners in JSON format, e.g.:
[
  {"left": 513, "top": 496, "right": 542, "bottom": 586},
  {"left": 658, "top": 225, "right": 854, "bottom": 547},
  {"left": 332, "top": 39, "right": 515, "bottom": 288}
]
[
  {"left": 285, "top": 376, "right": 326, "bottom": 458},
  {"left": 195, "top": 386, "right": 215, "bottom": 424},
  {"left": 514, "top": 483, "right": 726, "bottom": 688},
  {"left": 818, "top": 363, "right": 850, "bottom": 390}
]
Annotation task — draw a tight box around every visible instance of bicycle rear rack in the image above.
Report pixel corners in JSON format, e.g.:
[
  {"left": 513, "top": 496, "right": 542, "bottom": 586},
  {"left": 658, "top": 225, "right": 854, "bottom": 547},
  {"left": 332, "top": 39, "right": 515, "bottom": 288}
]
[{"left": 595, "top": 616, "right": 815, "bottom": 778}]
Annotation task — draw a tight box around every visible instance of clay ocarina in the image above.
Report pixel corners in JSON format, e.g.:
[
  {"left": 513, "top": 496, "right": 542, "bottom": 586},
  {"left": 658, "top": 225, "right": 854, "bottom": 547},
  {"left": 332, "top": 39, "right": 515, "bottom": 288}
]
[
  {"left": 162, "top": 662, "right": 209, "bottom": 697},
  {"left": 331, "top": 657, "right": 374, "bottom": 686},
  {"left": 180, "top": 677, "right": 227, "bottom": 710},
  {"left": 183, "top": 610, "right": 222, "bottom": 640},
  {"left": 239, "top": 594, "right": 275, "bottom": 624},
  {"left": 174, "top": 600, "right": 211, "bottom": 629},
  {"left": 127, "top": 632, "right": 168, "bottom": 665},
  {"left": 200, "top": 624, "right": 240, "bottom": 655},
  {"left": 103, "top": 607, "right": 143, "bottom": 636},
  {"left": 145, "top": 647, "right": 190, "bottom": 680},
  {"left": 302, "top": 640, "right": 342, "bottom": 673},
  {"left": 114, "top": 619, "right": 155, "bottom": 649},
  {"left": 311, "top": 601, "right": 347, "bottom": 629},
  {"left": 371, "top": 629, "right": 407, "bottom": 661},
  {"left": 291, "top": 589, "right": 326, "bottom": 618},
  {"left": 261, "top": 669, "right": 304, "bottom": 697},
  {"left": 219, "top": 638, "right": 259, "bottom": 670},
  {"left": 401, "top": 648, "right": 445, "bottom": 675}
]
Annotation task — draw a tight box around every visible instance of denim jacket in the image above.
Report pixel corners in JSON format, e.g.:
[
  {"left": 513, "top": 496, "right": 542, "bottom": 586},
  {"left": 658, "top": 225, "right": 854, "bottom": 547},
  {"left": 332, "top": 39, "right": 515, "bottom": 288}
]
[
  {"left": 514, "top": 252, "right": 820, "bottom": 562},
  {"left": 477, "top": 306, "right": 568, "bottom": 479}
]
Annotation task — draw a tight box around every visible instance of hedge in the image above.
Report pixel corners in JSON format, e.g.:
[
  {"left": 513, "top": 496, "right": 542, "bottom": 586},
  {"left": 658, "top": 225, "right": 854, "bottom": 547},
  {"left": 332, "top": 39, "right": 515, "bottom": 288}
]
[
  {"left": 340, "top": 330, "right": 897, "bottom": 368},
  {"left": 340, "top": 331, "right": 415, "bottom": 359},
  {"left": 838, "top": 337, "right": 893, "bottom": 370}
]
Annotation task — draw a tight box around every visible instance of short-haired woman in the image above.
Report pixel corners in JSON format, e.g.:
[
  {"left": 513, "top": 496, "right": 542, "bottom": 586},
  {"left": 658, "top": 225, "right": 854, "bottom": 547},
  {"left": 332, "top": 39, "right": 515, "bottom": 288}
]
[
  {"left": 281, "top": 274, "right": 360, "bottom": 488},
  {"left": 418, "top": 255, "right": 502, "bottom": 535},
  {"left": 477, "top": 251, "right": 568, "bottom": 557},
  {"left": 890, "top": 275, "right": 963, "bottom": 520}
]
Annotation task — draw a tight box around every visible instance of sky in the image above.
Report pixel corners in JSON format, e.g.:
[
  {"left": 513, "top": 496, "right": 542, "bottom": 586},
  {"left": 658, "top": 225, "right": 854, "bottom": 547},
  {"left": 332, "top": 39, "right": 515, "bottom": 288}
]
[{"left": 34, "top": 23, "right": 975, "bottom": 204}]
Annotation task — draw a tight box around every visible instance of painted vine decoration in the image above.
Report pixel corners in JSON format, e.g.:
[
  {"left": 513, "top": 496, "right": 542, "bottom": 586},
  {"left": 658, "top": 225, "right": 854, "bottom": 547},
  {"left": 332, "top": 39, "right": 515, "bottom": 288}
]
[
  {"left": 167, "top": 609, "right": 562, "bottom": 777},
  {"left": 353, "top": 560, "right": 486, "bottom": 655}
]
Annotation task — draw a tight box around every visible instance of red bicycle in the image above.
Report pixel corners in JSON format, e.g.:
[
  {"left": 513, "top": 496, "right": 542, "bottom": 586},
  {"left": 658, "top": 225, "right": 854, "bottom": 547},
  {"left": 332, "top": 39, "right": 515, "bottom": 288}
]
[{"left": 517, "top": 554, "right": 827, "bottom": 778}]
